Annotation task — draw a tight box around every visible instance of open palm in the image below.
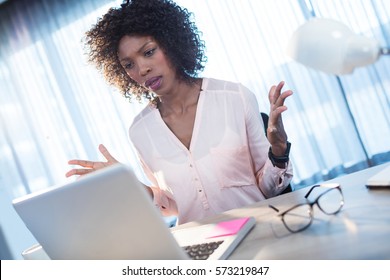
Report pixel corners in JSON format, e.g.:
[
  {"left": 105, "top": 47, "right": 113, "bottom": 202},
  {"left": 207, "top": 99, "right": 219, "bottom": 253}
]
[{"left": 65, "top": 144, "right": 119, "bottom": 177}]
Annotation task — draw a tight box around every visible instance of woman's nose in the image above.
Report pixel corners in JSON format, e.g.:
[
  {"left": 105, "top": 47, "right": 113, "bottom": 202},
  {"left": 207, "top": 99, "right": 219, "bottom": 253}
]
[{"left": 139, "top": 64, "right": 151, "bottom": 76}]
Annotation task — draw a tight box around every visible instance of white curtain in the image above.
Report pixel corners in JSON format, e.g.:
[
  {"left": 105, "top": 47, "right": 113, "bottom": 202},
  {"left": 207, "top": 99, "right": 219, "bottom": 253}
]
[
  {"left": 0, "top": 0, "right": 145, "bottom": 200},
  {"left": 2, "top": 0, "right": 389, "bottom": 196},
  {"left": 175, "top": 0, "right": 390, "bottom": 186},
  {"left": 0, "top": 0, "right": 389, "bottom": 258}
]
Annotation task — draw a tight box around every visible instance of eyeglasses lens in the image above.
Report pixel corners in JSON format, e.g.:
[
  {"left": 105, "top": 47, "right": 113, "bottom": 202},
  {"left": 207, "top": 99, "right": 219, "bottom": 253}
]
[
  {"left": 283, "top": 204, "right": 312, "bottom": 232},
  {"left": 317, "top": 188, "right": 343, "bottom": 214}
]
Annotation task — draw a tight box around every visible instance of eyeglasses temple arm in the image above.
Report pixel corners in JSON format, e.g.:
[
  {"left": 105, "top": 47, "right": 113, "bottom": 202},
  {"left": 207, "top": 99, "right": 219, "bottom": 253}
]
[
  {"left": 269, "top": 204, "right": 280, "bottom": 212},
  {"left": 304, "top": 184, "right": 321, "bottom": 199}
]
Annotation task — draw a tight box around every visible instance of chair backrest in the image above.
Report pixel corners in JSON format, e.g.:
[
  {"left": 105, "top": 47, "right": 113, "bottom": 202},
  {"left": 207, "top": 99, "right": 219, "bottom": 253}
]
[
  {"left": 260, "top": 112, "right": 270, "bottom": 137},
  {"left": 260, "top": 112, "right": 293, "bottom": 194}
]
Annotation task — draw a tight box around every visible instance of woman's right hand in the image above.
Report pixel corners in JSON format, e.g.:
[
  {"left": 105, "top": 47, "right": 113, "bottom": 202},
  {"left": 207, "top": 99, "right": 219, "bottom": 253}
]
[{"left": 65, "top": 144, "right": 119, "bottom": 178}]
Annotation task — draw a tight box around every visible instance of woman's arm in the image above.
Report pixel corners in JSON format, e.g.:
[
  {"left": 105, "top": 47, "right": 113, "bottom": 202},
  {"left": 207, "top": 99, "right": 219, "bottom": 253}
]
[
  {"left": 241, "top": 81, "right": 293, "bottom": 197},
  {"left": 266, "top": 81, "right": 293, "bottom": 164}
]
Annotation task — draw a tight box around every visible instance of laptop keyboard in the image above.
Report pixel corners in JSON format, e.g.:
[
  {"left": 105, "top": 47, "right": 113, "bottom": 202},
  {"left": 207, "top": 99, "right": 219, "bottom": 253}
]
[{"left": 182, "top": 240, "right": 224, "bottom": 260}]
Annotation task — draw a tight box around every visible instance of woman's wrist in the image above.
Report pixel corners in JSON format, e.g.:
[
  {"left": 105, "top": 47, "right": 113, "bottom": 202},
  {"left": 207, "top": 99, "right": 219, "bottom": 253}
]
[
  {"left": 268, "top": 141, "right": 291, "bottom": 168},
  {"left": 270, "top": 142, "right": 288, "bottom": 157}
]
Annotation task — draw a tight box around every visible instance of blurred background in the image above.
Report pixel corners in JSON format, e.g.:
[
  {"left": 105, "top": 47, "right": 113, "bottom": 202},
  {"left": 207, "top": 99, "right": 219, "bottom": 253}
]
[{"left": 0, "top": 0, "right": 389, "bottom": 259}]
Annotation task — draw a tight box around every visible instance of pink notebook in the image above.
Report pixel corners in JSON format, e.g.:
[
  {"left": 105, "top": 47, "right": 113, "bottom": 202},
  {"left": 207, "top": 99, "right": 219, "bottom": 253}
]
[{"left": 206, "top": 217, "right": 251, "bottom": 238}]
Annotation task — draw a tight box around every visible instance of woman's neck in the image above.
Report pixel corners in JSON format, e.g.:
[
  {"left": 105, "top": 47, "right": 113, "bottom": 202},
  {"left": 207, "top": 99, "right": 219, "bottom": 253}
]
[{"left": 157, "top": 78, "right": 202, "bottom": 116}]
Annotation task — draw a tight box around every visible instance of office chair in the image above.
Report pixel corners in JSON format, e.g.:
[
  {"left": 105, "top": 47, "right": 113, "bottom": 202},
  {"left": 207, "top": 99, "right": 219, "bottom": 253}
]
[{"left": 260, "top": 112, "right": 293, "bottom": 194}]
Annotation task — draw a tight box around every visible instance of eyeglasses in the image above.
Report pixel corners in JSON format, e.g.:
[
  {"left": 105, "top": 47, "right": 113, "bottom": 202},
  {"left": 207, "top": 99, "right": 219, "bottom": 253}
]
[{"left": 269, "top": 183, "right": 344, "bottom": 233}]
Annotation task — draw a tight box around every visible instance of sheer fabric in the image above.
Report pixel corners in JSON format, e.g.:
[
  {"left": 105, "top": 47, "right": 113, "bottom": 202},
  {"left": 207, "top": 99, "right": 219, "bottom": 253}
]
[{"left": 1, "top": 0, "right": 388, "bottom": 199}]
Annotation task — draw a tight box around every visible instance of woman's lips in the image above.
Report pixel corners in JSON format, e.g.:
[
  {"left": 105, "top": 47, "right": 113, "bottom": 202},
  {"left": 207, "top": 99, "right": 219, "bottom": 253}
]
[{"left": 145, "top": 76, "right": 162, "bottom": 91}]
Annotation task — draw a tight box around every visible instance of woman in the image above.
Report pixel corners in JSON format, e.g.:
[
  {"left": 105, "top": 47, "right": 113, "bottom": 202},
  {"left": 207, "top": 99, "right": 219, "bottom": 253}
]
[{"left": 66, "top": 0, "right": 293, "bottom": 224}]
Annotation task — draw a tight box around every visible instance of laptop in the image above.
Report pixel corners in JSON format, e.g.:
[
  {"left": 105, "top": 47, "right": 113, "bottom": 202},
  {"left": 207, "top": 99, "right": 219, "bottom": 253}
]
[
  {"left": 366, "top": 163, "right": 390, "bottom": 188},
  {"left": 12, "top": 164, "right": 255, "bottom": 260}
]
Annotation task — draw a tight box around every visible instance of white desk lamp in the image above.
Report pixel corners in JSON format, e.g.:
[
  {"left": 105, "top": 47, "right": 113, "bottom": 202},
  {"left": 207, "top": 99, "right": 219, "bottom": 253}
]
[{"left": 287, "top": 18, "right": 389, "bottom": 75}]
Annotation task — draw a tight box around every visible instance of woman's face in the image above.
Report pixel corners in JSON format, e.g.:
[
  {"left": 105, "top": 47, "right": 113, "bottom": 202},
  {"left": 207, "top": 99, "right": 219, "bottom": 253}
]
[{"left": 117, "top": 35, "right": 177, "bottom": 96}]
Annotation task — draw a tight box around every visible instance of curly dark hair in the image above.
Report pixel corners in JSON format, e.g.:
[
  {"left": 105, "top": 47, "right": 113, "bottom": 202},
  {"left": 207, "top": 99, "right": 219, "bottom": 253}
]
[{"left": 84, "top": 0, "right": 207, "bottom": 102}]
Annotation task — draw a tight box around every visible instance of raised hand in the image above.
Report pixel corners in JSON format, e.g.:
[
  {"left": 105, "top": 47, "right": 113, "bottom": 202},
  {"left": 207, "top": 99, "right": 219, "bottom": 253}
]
[
  {"left": 65, "top": 144, "right": 119, "bottom": 178},
  {"left": 267, "top": 81, "right": 293, "bottom": 156}
]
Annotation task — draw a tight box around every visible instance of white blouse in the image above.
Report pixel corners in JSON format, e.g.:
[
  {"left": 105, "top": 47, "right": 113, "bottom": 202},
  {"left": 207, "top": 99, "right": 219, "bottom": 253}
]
[{"left": 129, "top": 78, "right": 293, "bottom": 224}]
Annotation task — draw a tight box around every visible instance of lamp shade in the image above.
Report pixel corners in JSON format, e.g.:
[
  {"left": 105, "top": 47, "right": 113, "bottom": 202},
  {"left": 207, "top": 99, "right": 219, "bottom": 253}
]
[{"left": 287, "top": 18, "right": 381, "bottom": 75}]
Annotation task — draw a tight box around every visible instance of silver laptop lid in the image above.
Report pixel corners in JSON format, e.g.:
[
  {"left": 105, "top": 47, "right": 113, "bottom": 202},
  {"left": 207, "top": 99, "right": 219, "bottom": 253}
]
[
  {"left": 366, "top": 164, "right": 390, "bottom": 187},
  {"left": 13, "top": 164, "right": 189, "bottom": 260}
]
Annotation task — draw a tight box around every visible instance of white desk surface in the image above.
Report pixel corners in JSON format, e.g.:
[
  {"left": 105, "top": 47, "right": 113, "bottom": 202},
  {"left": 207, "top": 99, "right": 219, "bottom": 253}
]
[
  {"left": 23, "top": 162, "right": 390, "bottom": 260},
  {"left": 174, "top": 162, "right": 390, "bottom": 259}
]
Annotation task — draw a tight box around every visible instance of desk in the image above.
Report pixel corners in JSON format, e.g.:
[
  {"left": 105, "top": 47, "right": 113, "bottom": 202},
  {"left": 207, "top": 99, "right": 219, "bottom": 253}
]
[
  {"left": 173, "top": 162, "right": 390, "bottom": 259},
  {"left": 23, "top": 163, "right": 390, "bottom": 260}
]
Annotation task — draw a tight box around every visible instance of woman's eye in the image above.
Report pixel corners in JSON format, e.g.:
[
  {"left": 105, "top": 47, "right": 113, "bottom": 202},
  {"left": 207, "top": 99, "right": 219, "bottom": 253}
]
[
  {"left": 123, "top": 62, "right": 134, "bottom": 70},
  {"left": 144, "top": 48, "right": 156, "bottom": 57}
]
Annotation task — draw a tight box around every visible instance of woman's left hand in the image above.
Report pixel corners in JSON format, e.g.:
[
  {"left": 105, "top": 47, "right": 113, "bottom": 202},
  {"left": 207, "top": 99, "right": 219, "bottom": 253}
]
[{"left": 267, "top": 81, "right": 293, "bottom": 156}]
